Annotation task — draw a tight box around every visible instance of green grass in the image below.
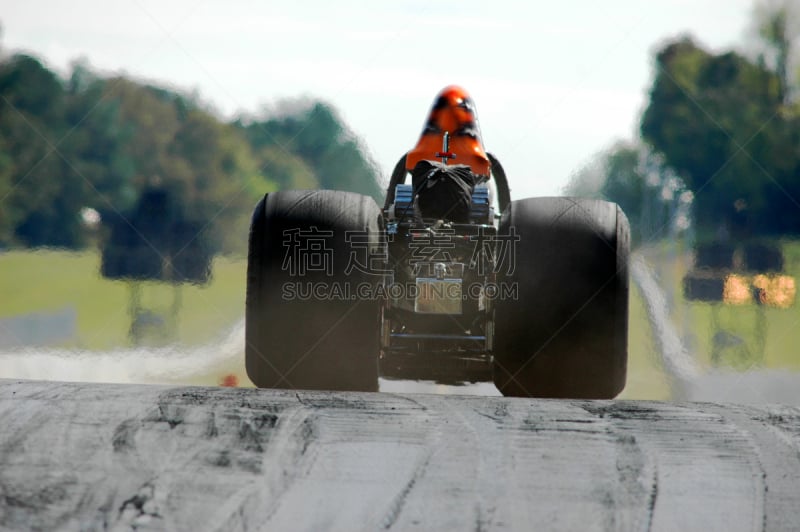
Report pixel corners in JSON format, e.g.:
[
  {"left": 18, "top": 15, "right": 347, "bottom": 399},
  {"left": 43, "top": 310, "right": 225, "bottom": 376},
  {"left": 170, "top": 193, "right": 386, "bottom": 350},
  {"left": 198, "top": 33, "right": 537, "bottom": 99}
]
[
  {"left": 643, "top": 240, "right": 800, "bottom": 373},
  {"left": 620, "top": 239, "right": 800, "bottom": 400},
  {"left": 3, "top": 243, "right": 798, "bottom": 395},
  {"left": 618, "top": 282, "right": 672, "bottom": 401},
  {"left": 0, "top": 249, "right": 247, "bottom": 351}
]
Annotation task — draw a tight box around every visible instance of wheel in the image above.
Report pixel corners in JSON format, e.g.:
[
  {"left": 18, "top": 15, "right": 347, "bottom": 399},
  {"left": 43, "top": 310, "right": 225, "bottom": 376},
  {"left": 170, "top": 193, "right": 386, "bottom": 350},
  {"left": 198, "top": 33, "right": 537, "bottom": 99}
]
[
  {"left": 246, "top": 190, "right": 383, "bottom": 392},
  {"left": 493, "top": 197, "right": 629, "bottom": 398}
]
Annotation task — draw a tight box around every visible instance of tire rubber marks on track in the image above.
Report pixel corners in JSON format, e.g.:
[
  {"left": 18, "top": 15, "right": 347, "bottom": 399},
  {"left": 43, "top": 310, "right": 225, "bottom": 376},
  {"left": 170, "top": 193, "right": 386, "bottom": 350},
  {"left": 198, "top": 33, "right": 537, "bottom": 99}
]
[
  {"left": 194, "top": 397, "right": 320, "bottom": 531},
  {"left": 584, "top": 402, "right": 766, "bottom": 532},
  {"left": 380, "top": 451, "right": 433, "bottom": 529}
]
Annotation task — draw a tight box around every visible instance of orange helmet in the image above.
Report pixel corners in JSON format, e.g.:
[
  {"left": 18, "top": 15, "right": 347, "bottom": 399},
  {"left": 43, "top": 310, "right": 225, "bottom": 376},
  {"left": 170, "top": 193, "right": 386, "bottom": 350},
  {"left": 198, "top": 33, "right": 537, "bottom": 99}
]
[{"left": 406, "top": 85, "right": 491, "bottom": 177}]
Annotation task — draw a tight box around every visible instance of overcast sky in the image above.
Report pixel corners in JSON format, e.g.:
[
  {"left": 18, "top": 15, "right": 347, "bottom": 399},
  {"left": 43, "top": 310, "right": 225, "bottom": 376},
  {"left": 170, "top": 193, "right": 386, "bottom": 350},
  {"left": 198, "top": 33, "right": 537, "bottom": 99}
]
[{"left": 1, "top": 0, "right": 755, "bottom": 199}]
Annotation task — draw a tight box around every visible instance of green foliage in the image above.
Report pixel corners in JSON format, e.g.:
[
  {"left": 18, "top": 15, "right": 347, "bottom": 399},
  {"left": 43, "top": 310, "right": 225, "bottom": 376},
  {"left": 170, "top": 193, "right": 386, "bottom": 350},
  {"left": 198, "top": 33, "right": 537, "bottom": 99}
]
[
  {"left": 0, "top": 53, "right": 382, "bottom": 254},
  {"left": 0, "top": 54, "right": 90, "bottom": 248},
  {"left": 600, "top": 144, "right": 645, "bottom": 234},
  {"left": 239, "top": 100, "right": 384, "bottom": 202},
  {"left": 752, "top": 0, "right": 798, "bottom": 104},
  {"left": 641, "top": 31, "right": 800, "bottom": 238},
  {"left": 569, "top": 3, "right": 800, "bottom": 243},
  {"left": 565, "top": 142, "right": 687, "bottom": 247}
]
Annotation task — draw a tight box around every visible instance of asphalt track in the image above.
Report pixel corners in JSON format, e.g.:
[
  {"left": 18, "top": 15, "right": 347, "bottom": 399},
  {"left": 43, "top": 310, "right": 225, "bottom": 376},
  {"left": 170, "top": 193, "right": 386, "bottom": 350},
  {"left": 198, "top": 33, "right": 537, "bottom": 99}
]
[{"left": 1, "top": 379, "right": 799, "bottom": 531}]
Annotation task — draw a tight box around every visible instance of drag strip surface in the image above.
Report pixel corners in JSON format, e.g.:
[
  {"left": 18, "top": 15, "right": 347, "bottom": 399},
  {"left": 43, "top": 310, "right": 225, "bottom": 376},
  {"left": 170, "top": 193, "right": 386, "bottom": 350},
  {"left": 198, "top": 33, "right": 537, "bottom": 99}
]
[{"left": 0, "top": 380, "right": 798, "bottom": 531}]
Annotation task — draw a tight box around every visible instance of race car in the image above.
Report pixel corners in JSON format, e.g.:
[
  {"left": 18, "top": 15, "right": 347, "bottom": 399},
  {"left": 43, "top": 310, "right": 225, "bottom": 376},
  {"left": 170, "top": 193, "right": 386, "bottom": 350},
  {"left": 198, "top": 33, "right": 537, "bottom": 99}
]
[{"left": 245, "top": 86, "right": 630, "bottom": 398}]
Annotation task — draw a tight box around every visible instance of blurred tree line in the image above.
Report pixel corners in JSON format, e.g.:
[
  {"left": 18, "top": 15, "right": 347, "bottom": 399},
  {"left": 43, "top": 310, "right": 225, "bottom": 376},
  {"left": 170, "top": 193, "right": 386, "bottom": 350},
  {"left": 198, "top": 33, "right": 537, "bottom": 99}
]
[
  {"left": 569, "top": 0, "right": 800, "bottom": 244},
  {"left": 0, "top": 53, "right": 382, "bottom": 253}
]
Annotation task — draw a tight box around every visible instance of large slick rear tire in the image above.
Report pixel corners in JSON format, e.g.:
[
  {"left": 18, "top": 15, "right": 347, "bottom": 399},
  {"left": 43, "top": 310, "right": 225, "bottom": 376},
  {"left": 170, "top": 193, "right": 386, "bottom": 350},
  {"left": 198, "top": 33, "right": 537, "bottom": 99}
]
[
  {"left": 493, "top": 197, "right": 629, "bottom": 398},
  {"left": 246, "top": 190, "right": 383, "bottom": 392}
]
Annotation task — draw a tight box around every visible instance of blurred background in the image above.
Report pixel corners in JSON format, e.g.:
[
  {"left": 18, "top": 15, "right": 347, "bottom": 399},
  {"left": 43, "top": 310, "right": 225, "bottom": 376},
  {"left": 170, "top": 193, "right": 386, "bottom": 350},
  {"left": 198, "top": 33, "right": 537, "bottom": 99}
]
[{"left": 1, "top": 0, "right": 799, "bottom": 403}]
